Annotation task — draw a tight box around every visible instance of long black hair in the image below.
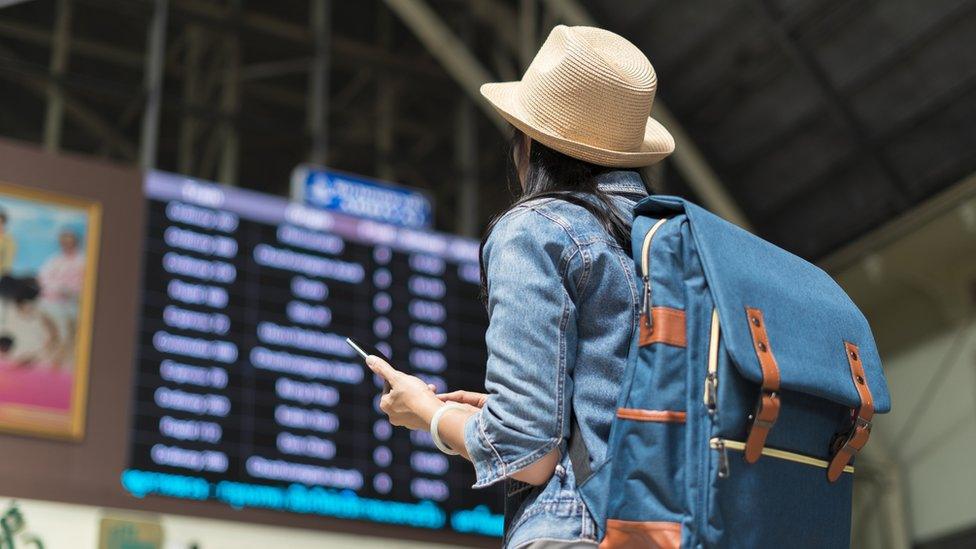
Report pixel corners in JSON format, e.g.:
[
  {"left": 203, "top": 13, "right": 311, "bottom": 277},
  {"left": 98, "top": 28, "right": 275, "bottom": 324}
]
[{"left": 478, "top": 127, "right": 648, "bottom": 304}]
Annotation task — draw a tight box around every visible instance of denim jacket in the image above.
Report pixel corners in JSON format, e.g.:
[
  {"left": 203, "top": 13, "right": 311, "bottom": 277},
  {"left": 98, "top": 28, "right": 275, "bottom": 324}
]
[{"left": 463, "top": 170, "right": 648, "bottom": 548}]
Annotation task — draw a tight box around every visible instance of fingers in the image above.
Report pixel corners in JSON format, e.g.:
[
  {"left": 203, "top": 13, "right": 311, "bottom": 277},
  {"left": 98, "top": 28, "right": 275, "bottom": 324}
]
[
  {"left": 436, "top": 390, "right": 465, "bottom": 402},
  {"left": 460, "top": 403, "right": 482, "bottom": 414},
  {"left": 379, "top": 393, "right": 401, "bottom": 426},
  {"left": 366, "top": 354, "right": 400, "bottom": 383},
  {"left": 436, "top": 390, "right": 486, "bottom": 407}
]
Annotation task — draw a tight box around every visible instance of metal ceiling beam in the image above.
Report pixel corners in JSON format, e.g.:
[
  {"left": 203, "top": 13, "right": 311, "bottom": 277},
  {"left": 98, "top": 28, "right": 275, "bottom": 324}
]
[
  {"left": 239, "top": 58, "right": 311, "bottom": 82},
  {"left": 308, "top": 0, "right": 331, "bottom": 165},
  {"left": 178, "top": 24, "right": 203, "bottom": 175},
  {"left": 43, "top": 0, "right": 71, "bottom": 152},
  {"left": 470, "top": 0, "right": 533, "bottom": 77},
  {"left": 0, "top": 43, "right": 137, "bottom": 159},
  {"left": 519, "top": 0, "right": 537, "bottom": 70},
  {"left": 0, "top": 11, "right": 363, "bottom": 161},
  {"left": 540, "top": 0, "right": 752, "bottom": 229},
  {"left": 170, "top": 0, "right": 446, "bottom": 80},
  {"left": 245, "top": 79, "right": 431, "bottom": 141},
  {"left": 759, "top": 70, "right": 976, "bottom": 226},
  {"left": 0, "top": 20, "right": 137, "bottom": 68},
  {"left": 455, "top": 12, "right": 479, "bottom": 238},
  {"left": 456, "top": 96, "right": 478, "bottom": 237},
  {"left": 382, "top": 0, "right": 508, "bottom": 133},
  {"left": 675, "top": 0, "right": 869, "bottom": 121},
  {"left": 468, "top": 0, "right": 519, "bottom": 56},
  {"left": 376, "top": 6, "right": 395, "bottom": 181},
  {"left": 139, "top": 0, "right": 167, "bottom": 169},
  {"left": 732, "top": 0, "right": 976, "bottom": 175},
  {"left": 750, "top": 0, "right": 910, "bottom": 209},
  {"left": 0, "top": 11, "right": 438, "bottom": 83},
  {"left": 218, "top": 1, "right": 241, "bottom": 185},
  {"left": 819, "top": 171, "right": 976, "bottom": 273},
  {"left": 0, "top": 0, "right": 38, "bottom": 7}
]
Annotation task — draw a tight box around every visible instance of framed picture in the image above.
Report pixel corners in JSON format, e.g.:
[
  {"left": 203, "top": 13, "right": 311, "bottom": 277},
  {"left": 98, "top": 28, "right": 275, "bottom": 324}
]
[{"left": 0, "top": 182, "right": 101, "bottom": 440}]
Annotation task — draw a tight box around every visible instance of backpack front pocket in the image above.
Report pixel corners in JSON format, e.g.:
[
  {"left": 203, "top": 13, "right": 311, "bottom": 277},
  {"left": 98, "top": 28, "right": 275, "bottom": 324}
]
[{"left": 706, "top": 437, "right": 854, "bottom": 549}]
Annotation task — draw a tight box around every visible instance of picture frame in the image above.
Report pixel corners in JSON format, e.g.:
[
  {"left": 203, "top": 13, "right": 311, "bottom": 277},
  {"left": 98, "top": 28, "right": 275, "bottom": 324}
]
[{"left": 0, "top": 181, "right": 101, "bottom": 440}]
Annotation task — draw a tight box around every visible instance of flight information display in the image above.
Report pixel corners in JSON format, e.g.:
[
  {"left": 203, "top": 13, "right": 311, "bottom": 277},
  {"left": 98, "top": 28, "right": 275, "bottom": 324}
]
[{"left": 123, "top": 170, "right": 503, "bottom": 537}]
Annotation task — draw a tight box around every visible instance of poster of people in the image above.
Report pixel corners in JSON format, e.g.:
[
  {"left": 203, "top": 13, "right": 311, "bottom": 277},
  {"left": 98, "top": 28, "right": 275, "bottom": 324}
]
[{"left": 0, "top": 182, "right": 100, "bottom": 440}]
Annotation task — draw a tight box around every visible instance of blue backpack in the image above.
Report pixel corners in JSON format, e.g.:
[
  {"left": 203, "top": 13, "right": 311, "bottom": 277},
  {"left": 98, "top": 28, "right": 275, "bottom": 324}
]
[{"left": 572, "top": 195, "right": 891, "bottom": 548}]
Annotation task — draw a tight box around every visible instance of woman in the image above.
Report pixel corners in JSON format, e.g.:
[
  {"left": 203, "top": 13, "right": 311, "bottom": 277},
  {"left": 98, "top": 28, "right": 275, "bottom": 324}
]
[
  {"left": 0, "top": 209, "right": 16, "bottom": 276},
  {"left": 37, "top": 227, "right": 87, "bottom": 368},
  {"left": 368, "top": 26, "right": 675, "bottom": 548}
]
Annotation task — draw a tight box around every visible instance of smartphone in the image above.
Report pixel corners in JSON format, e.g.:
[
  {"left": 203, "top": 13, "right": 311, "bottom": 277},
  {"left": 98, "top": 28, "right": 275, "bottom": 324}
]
[{"left": 345, "top": 337, "right": 392, "bottom": 393}]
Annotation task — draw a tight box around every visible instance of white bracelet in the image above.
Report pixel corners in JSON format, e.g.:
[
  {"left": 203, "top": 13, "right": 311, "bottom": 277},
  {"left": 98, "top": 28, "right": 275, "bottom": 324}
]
[{"left": 430, "top": 403, "right": 465, "bottom": 456}]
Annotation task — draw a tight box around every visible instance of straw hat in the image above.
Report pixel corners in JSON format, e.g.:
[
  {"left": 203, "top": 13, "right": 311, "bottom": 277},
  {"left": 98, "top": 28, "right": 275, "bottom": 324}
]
[{"left": 481, "top": 25, "right": 675, "bottom": 168}]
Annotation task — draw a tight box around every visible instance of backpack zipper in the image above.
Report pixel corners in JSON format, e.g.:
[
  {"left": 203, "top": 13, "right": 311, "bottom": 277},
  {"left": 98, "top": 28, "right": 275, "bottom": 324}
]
[
  {"left": 713, "top": 439, "right": 730, "bottom": 479},
  {"left": 704, "top": 308, "right": 720, "bottom": 414},
  {"left": 709, "top": 438, "right": 855, "bottom": 475},
  {"left": 640, "top": 218, "right": 670, "bottom": 327}
]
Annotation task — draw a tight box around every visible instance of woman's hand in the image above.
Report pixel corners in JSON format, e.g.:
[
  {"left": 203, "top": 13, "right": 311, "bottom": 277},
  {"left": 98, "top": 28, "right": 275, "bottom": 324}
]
[
  {"left": 437, "top": 390, "right": 489, "bottom": 409},
  {"left": 367, "top": 355, "right": 442, "bottom": 431}
]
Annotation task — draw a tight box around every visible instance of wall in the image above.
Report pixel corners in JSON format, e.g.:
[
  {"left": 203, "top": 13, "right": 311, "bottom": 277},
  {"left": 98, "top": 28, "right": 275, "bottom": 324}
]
[
  {"left": 3, "top": 497, "right": 445, "bottom": 549},
  {"left": 837, "top": 190, "right": 976, "bottom": 546},
  {"left": 883, "top": 322, "right": 976, "bottom": 540},
  {"left": 0, "top": 139, "right": 488, "bottom": 548}
]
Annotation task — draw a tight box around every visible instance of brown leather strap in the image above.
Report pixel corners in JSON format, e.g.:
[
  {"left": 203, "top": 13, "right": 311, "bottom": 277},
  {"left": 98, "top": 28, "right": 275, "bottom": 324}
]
[
  {"left": 616, "top": 408, "right": 687, "bottom": 423},
  {"left": 601, "top": 519, "right": 681, "bottom": 549},
  {"left": 744, "top": 307, "right": 782, "bottom": 464},
  {"left": 639, "top": 307, "right": 686, "bottom": 348},
  {"left": 827, "top": 341, "right": 875, "bottom": 482}
]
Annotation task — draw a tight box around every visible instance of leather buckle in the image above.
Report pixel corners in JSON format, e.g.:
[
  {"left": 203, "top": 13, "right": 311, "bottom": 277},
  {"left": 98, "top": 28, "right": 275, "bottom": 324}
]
[
  {"left": 750, "top": 389, "right": 779, "bottom": 428},
  {"left": 827, "top": 414, "right": 872, "bottom": 482},
  {"left": 831, "top": 415, "right": 872, "bottom": 454},
  {"left": 744, "top": 388, "right": 780, "bottom": 463}
]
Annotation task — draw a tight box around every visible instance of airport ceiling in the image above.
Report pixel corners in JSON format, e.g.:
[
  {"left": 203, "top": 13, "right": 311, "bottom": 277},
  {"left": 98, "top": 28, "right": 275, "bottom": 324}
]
[{"left": 0, "top": 0, "right": 973, "bottom": 260}]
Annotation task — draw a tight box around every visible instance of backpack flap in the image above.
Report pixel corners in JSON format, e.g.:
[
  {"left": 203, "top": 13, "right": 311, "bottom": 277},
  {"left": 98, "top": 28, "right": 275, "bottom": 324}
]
[{"left": 635, "top": 196, "right": 890, "bottom": 479}]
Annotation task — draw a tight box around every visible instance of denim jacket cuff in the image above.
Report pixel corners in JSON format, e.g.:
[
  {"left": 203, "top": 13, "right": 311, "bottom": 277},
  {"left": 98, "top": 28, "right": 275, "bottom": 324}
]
[
  {"left": 464, "top": 410, "right": 564, "bottom": 489},
  {"left": 463, "top": 410, "right": 507, "bottom": 488}
]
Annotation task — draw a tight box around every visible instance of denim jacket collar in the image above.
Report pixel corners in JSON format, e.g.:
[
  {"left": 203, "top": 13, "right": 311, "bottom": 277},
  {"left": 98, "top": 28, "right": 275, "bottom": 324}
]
[{"left": 594, "top": 170, "right": 648, "bottom": 195}]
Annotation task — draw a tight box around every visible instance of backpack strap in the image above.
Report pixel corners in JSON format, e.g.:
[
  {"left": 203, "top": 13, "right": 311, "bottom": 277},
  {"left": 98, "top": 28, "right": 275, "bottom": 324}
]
[
  {"left": 743, "top": 307, "right": 782, "bottom": 463},
  {"left": 563, "top": 189, "right": 642, "bottom": 484},
  {"left": 568, "top": 417, "right": 592, "bottom": 485},
  {"left": 827, "top": 342, "right": 875, "bottom": 482}
]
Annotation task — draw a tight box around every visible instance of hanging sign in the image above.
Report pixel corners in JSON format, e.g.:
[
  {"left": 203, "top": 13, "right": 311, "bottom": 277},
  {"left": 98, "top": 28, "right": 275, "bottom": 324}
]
[{"left": 290, "top": 165, "right": 433, "bottom": 229}]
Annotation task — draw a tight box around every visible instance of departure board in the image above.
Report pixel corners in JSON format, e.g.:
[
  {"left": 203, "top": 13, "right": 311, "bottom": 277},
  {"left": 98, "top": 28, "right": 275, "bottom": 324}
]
[{"left": 123, "top": 171, "right": 503, "bottom": 537}]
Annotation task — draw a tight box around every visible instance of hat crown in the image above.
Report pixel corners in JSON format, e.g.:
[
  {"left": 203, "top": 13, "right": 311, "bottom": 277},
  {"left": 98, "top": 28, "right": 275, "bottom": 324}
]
[{"left": 518, "top": 26, "right": 658, "bottom": 152}]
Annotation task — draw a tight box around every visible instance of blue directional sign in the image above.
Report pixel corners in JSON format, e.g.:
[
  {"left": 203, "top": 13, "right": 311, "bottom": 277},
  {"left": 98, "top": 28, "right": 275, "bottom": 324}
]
[{"left": 291, "top": 165, "right": 433, "bottom": 229}]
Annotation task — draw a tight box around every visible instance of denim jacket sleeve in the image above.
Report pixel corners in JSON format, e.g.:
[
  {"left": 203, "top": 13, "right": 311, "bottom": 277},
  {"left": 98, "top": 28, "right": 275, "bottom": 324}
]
[{"left": 463, "top": 204, "right": 586, "bottom": 488}]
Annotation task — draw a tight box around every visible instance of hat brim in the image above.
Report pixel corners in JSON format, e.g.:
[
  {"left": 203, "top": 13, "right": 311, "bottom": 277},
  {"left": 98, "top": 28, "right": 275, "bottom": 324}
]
[{"left": 481, "top": 81, "right": 676, "bottom": 168}]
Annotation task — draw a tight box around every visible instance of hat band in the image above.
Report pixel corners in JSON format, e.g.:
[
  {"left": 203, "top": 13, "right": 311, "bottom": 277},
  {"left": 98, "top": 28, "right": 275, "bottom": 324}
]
[{"left": 516, "top": 80, "right": 650, "bottom": 152}]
